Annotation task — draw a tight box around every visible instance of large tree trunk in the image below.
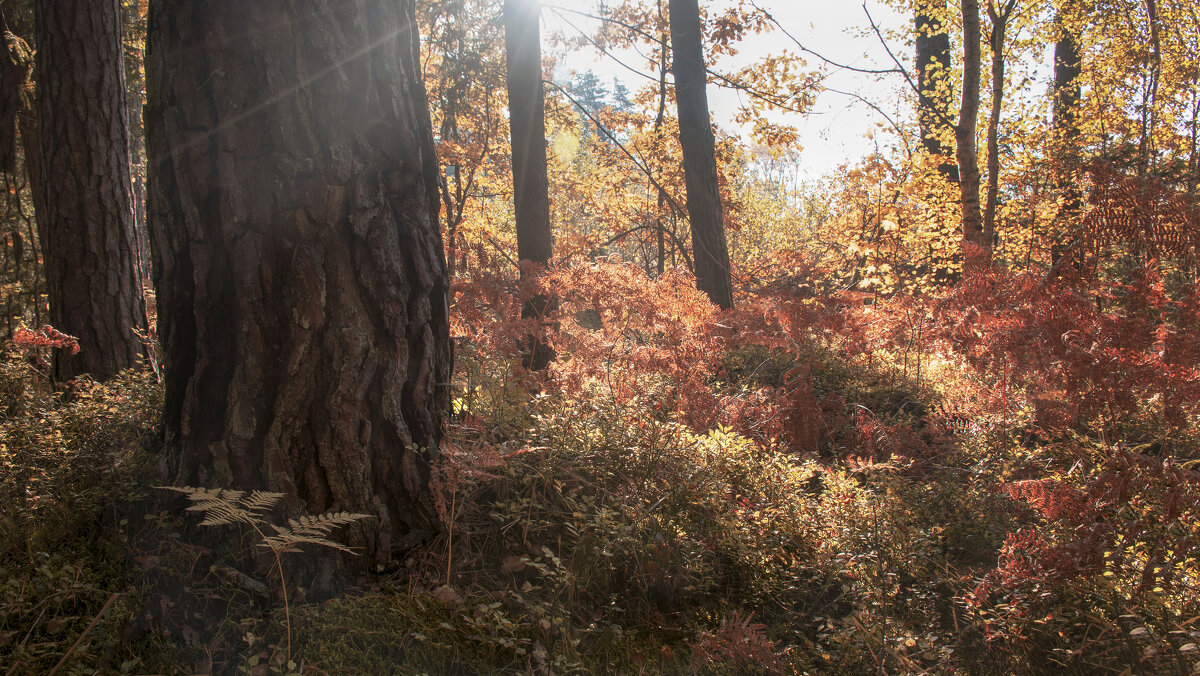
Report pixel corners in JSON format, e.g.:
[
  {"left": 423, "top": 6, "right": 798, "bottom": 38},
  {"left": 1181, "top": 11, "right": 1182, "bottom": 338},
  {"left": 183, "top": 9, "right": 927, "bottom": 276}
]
[
  {"left": 669, "top": 0, "right": 732, "bottom": 310},
  {"left": 146, "top": 0, "right": 451, "bottom": 571},
  {"left": 504, "top": 0, "right": 555, "bottom": 370},
  {"left": 956, "top": 0, "right": 987, "bottom": 263},
  {"left": 34, "top": 0, "right": 146, "bottom": 382},
  {"left": 915, "top": 0, "right": 959, "bottom": 182}
]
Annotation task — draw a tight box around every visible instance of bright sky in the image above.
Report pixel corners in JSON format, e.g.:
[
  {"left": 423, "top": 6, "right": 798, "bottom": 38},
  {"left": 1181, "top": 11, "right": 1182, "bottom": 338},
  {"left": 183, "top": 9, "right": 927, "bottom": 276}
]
[{"left": 542, "top": 1, "right": 910, "bottom": 178}]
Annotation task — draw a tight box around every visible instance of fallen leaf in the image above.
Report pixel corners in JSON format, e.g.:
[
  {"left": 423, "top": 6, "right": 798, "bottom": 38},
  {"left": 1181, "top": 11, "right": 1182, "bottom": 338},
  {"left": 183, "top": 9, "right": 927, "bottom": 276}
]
[{"left": 432, "top": 585, "right": 461, "bottom": 604}]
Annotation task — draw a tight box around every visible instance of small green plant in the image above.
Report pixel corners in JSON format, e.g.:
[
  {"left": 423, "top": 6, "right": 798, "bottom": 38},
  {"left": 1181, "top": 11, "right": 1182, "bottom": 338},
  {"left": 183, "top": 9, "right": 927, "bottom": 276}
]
[{"left": 158, "top": 486, "right": 370, "bottom": 662}]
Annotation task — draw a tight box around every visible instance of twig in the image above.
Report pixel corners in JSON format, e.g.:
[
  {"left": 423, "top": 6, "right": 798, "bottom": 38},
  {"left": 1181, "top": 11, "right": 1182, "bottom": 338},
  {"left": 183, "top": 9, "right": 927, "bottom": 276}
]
[
  {"left": 546, "top": 80, "right": 696, "bottom": 272},
  {"left": 750, "top": 2, "right": 901, "bottom": 75},
  {"left": 47, "top": 591, "right": 122, "bottom": 676},
  {"left": 823, "top": 85, "right": 914, "bottom": 158},
  {"left": 863, "top": 3, "right": 958, "bottom": 131},
  {"left": 545, "top": 6, "right": 660, "bottom": 84}
]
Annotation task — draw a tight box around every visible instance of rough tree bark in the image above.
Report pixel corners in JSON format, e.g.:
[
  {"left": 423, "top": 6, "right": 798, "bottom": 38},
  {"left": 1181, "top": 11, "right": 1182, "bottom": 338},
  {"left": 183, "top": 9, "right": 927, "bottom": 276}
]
[
  {"left": 146, "top": 0, "right": 451, "bottom": 570},
  {"left": 504, "top": 0, "right": 555, "bottom": 370},
  {"left": 956, "top": 0, "right": 988, "bottom": 263},
  {"left": 34, "top": 0, "right": 146, "bottom": 382},
  {"left": 669, "top": 0, "right": 733, "bottom": 310},
  {"left": 915, "top": 0, "right": 959, "bottom": 182}
]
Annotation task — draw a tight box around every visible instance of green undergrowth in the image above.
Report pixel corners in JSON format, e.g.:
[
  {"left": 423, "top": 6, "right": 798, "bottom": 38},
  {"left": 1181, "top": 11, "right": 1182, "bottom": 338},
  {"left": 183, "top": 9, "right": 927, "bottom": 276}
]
[
  {"left": 0, "top": 352, "right": 179, "bottom": 674},
  {"left": 2, "top": 327, "right": 1197, "bottom": 674},
  {"left": 282, "top": 352, "right": 1026, "bottom": 674}
]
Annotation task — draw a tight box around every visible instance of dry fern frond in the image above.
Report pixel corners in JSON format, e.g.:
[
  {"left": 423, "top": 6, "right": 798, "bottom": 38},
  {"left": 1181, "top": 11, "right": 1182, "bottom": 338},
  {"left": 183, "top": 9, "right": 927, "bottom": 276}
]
[
  {"left": 158, "top": 485, "right": 285, "bottom": 526},
  {"left": 259, "top": 513, "right": 372, "bottom": 555},
  {"left": 160, "top": 485, "right": 371, "bottom": 556}
]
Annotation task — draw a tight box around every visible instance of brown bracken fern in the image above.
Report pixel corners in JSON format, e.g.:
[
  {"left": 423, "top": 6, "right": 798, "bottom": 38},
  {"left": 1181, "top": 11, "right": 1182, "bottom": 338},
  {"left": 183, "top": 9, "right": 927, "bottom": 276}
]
[
  {"left": 159, "top": 486, "right": 370, "bottom": 553},
  {"left": 158, "top": 486, "right": 371, "bottom": 660}
]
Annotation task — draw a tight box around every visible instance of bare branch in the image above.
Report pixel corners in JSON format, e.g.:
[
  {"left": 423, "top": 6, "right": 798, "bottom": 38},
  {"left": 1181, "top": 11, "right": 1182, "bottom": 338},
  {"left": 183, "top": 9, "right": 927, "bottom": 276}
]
[
  {"left": 863, "top": 2, "right": 959, "bottom": 132},
  {"left": 750, "top": 1, "right": 901, "bottom": 76}
]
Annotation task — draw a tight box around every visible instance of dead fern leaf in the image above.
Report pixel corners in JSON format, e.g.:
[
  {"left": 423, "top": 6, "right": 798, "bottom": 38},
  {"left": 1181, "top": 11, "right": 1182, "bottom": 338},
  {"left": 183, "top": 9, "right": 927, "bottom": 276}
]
[
  {"left": 159, "top": 486, "right": 285, "bottom": 526},
  {"left": 259, "top": 513, "right": 372, "bottom": 555}
]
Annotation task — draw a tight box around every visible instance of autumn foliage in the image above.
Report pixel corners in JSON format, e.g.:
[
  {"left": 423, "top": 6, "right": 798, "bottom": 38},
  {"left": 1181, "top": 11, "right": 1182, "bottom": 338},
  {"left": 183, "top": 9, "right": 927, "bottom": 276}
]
[{"left": 4, "top": 0, "right": 1200, "bottom": 673}]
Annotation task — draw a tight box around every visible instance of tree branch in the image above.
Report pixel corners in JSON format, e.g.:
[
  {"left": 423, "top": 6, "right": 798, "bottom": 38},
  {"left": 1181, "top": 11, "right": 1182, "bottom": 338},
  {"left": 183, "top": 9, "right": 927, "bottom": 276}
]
[
  {"left": 863, "top": 3, "right": 959, "bottom": 132},
  {"left": 750, "top": 1, "right": 901, "bottom": 75}
]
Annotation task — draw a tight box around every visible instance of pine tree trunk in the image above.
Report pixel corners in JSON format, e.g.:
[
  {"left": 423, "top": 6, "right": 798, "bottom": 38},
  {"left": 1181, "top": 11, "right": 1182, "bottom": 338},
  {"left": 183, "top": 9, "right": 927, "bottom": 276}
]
[
  {"left": 956, "top": 0, "right": 987, "bottom": 263},
  {"left": 146, "top": 0, "right": 451, "bottom": 571},
  {"left": 916, "top": 0, "right": 959, "bottom": 182},
  {"left": 504, "top": 0, "right": 555, "bottom": 370},
  {"left": 670, "top": 0, "right": 732, "bottom": 310},
  {"left": 34, "top": 0, "right": 146, "bottom": 382}
]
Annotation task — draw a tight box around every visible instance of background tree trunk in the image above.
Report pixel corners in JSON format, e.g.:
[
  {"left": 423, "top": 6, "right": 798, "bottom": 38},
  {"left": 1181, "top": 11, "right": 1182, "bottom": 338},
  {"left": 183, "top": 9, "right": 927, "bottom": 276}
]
[
  {"left": 956, "top": 0, "right": 987, "bottom": 263},
  {"left": 504, "top": 0, "right": 552, "bottom": 269},
  {"left": 1136, "top": 0, "right": 1160, "bottom": 178},
  {"left": 1, "top": 14, "right": 33, "bottom": 175},
  {"left": 983, "top": 0, "right": 1016, "bottom": 248},
  {"left": 1051, "top": 2, "right": 1083, "bottom": 264},
  {"left": 121, "top": 0, "right": 150, "bottom": 289},
  {"left": 504, "top": 0, "right": 555, "bottom": 370},
  {"left": 916, "top": 0, "right": 960, "bottom": 182},
  {"left": 34, "top": 0, "right": 146, "bottom": 382},
  {"left": 669, "top": 0, "right": 733, "bottom": 310},
  {"left": 146, "top": 0, "right": 451, "bottom": 571}
]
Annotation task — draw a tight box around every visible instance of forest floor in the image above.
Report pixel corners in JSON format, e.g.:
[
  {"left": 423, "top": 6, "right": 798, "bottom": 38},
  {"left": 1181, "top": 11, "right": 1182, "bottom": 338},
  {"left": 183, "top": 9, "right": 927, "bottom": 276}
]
[{"left": 2, "top": 259, "right": 1198, "bottom": 675}]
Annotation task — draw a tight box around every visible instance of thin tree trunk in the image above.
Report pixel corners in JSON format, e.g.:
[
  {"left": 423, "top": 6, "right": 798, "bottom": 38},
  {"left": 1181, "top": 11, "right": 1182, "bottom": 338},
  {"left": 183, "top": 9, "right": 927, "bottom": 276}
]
[
  {"left": 916, "top": 0, "right": 959, "bottom": 182},
  {"left": 1188, "top": 91, "right": 1199, "bottom": 198},
  {"left": 122, "top": 0, "right": 150, "bottom": 289},
  {"left": 1051, "top": 2, "right": 1083, "bottom": 266},
  {"left": 670, "top": 0, "right": 733, "bottom": 309},
  {"left": 655, "top": 9, "right": 669, "bottom": 276},
  {"left": 504, "top": 0, "right": 555, "bottom": 370},
  {"left": 14, "top": 116, "right": 46, "bottom": 326},
  {"left": 1137, "top": 0, "right": 1160, "bottom": 178},
  {"left": 504, "top": 0, "right": 552, "bottom": 268},
  {"left": 956, "top": 0, "right": 987, "bottom": 263},
  {"left": 147, "top": 0, "right": 451, "bottom": 574},
  {"left": 1, "top": 17, "right": 34, "bottom": 175},
  {"left": 983, "top": 0, "right": 1015, "bottom": 249},
  {"left": 35, "top": 0, "right": 146, "bottom": 382},
  {"left": 16, "top": 109, "right": 45, "bottom": 319}
]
